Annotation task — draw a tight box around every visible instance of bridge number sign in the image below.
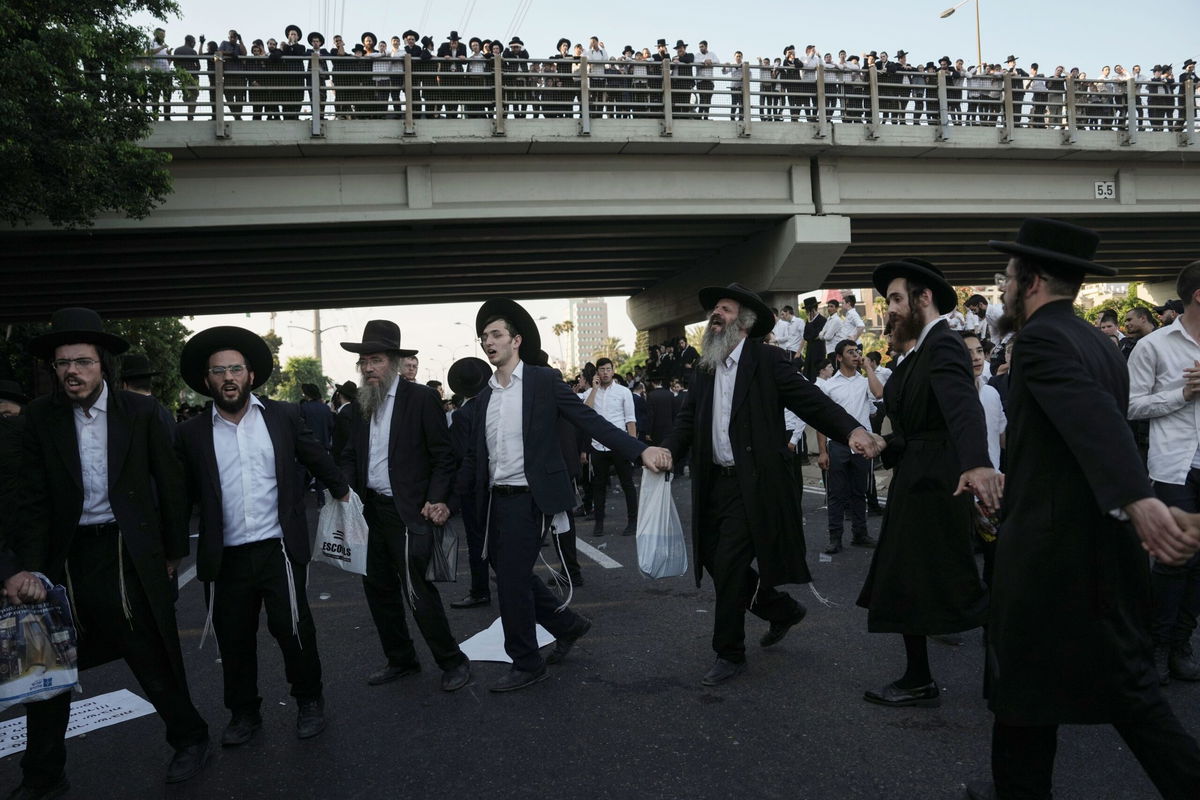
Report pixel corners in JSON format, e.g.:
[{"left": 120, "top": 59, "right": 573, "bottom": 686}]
[{"left": 1095, "top": 180, "right": 1116, "bottom": 200}]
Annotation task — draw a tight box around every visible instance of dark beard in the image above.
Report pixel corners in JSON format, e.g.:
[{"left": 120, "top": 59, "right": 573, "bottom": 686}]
[
  {"left": 698, "top": 321, "right": 744, "bottom": 372},
  {"left": 998, "top": 294, "right": 1023, "bottom": 335},
  {"left": 359, "top": 369, "right": 397, "bottom": 419},
  {"left": 890, "top": 309, "right": 925, "bottom": 347},
  {"left": 213, "top": 382, "right": 250, "bottom": 414}
]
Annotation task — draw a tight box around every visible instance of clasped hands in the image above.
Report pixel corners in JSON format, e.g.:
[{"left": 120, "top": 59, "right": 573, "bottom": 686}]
[
  {"left": 421, "top": 501, "right": 451, "bottom": 526},
  {"left": 641, "top": 446, "right": 673, "bottom": 473}
]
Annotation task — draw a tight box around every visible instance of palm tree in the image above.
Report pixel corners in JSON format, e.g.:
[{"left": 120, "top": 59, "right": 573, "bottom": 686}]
[{"left": 552, "top": 320, "right": 574, "bottom": 365}]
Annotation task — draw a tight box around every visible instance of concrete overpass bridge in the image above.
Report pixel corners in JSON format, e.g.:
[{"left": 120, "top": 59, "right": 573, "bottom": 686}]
[{"left": 5, "top": 60, "right": 1198, "bottom": 333}]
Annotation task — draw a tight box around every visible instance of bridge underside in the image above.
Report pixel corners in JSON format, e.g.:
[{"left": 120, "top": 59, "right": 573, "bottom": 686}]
[{"left": 4, "top": 213, "right": 1195, "bottom": 323}]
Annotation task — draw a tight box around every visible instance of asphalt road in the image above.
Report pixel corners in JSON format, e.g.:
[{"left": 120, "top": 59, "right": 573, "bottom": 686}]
[{"left": 1, "top": 469, "right": 1195, "bottom": 800}]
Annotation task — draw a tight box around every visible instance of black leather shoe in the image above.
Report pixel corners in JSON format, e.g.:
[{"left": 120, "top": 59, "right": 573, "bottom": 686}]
[
  {"left": 441, "top": 660, "right": 472, "bottom": 692},
  {"left": 5, "top": 776, "right": 69, "bottom": 800},
  {"left": 701, "top": 658, "right": 746, "bottom": 686},
  {"left": 546, "top": 616, "right": 592, "bottom": 665},
  {"left": 367, "top": 662, "right": 421, "bottom": 685},
  {"left": 449, "top": 594, "right": 490, "bottom": 609},
  {"left": 296, "top": 697, "right": 325, "bottom": 739},
  {"left": 621, "top": 522, "right": 637, "bottom": 536},
  {"left": 760, "top": 605, "right": 807, "bottom": 648},
  {"left": 863, "top": 680, "right": 941, "bottom": 708},
  {"left": 166, "top": 737, "right": 210, "bottom": 783},
  {"left": 851, "top": 535, "right": 878, "bottom": 548},
  {"left": 964, "top": 781, "right": 995, "bottom": 800},
  {"left": 823, "top": 543, "right": 842, "bottom": 555},
  {"left": 221, "top": 712, "right": 262, "bottom": 746},
  {"left": 490, "top": 665, "right": 549, "bottom": 692}
]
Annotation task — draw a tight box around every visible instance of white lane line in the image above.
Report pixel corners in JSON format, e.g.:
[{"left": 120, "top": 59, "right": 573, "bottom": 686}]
[
  {"left": 179, "top": 565, "right": 197, "bottom": 588},
  {"left": 576, "top": 539, "right": 623, "bottom": 569}
]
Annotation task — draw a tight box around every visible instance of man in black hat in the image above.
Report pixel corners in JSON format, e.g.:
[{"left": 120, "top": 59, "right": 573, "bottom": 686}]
[
  {"left": 503, "top": 37, "right": 532, "bottom": 118},
  {"left": 279, "top": 25, "right": 307, "bottom": 119},
  {"left": 965, "top": 219, "right": 1200, "bottom": 800},
  {"left": 337, "top": 321, "right": 471, "bottom": 693},
  {"left": 306, "top": 32, "right": 329, "bottom": 119},
  {"left": 437, "top": 31, "right": 468, "bottom": 118},
  {"left": 120, "top": 352, "right": 176, "bottom": 438},
  {"left": 1154, "top": 298, "right": 1184, "bottom": 326},
  {"left": 461, "top": 298, "right": 671, "bottom": 691},
  {"left": 670, "top": 40, "right": 695, "bottom": 117},
  {"left": 662, "top": 284, "right": 883, "bottom": 686},
  {"left": 13, "top": 308, "right": 209, "bottom": 796},
  {"left": 175, "top": 326, "right": 348, "bottom": 747},
  {"left": 330, "top": 380, "right": 357, "bottom": 459},
  {"left": 856, "top": 259, "right": 999, "bottom": 708},
  {"left": 445, "top": 357, "right": 495, "bottom": 609}
]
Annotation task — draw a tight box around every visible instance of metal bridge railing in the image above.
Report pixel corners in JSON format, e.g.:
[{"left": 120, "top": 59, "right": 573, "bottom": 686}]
[{"left": 134, "top": 55, "right": 1198, "bottom": 145}]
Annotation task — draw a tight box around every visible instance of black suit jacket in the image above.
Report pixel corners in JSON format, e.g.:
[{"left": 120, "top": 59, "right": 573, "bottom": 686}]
[
  {"left": 176, "top": 397, "right": 349, "bottom": 581},
  {"left": 646, "top": 387, "right": 676, "bottom": 445},
  {"left": 339, "top": 379, "right": 455, "bottom": 533},
  {"left": 460, "top": 363, "right": 646, "bottom": 524}
]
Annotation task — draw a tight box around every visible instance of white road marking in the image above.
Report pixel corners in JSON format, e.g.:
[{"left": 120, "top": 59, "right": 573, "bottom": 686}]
[
  {"left": 576, "top": 539, "right": 623, "bottom": 569},
  {"left": 178, "top": 565, "right": 197, "bottom": 588}
]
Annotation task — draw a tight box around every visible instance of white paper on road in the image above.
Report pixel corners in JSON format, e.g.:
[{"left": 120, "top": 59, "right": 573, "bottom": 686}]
[
  {"left": 0, "top": 689, "right": 156, "bottom": 759},
  {"left": 459, "top": 617, "right": 555, "bottom": 663}
]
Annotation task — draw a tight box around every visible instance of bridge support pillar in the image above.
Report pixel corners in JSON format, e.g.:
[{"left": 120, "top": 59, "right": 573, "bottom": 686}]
[{"left": 626, "top": 215, "right": 851, "bottom": 331}]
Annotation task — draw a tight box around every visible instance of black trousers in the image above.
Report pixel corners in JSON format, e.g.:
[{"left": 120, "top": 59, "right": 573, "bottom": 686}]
[
  {"left": 206, "top": 539, "right": 321, "bottom": 715},
  {"left": 590, "top": 450, "right": 637, "bottom": 528},
  {"left": 489, "top": 491, "right": 582, "bottom": 672},
  {"left": 1151, "top": 469, "right": 1200, "bottom": 646},
  {"left": 826, "top": 441, "right": 869, "bottom": 543},
  {"left": 991, "top": 702, "right": 1200, "bottom": 799},
  {"left": 461, "top": 495, "right": 490, "bottom": 599},
  {"left": 701, "top": 473, "right": 802, "bottom": 662},
  {"left": 22, "top": 528, "right": 207, "bottom": 790},
  {"left": 362, "top": 494, "right": 465, "bottom": 671}
]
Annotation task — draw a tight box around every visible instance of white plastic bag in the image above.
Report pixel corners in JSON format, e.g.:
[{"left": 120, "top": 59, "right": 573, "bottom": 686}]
[
  {"left": 315, "top": 489, "right": 369, "bottom": 576},
  {"left": 635, "top": 469, "right": 688, "bottom": 579}
]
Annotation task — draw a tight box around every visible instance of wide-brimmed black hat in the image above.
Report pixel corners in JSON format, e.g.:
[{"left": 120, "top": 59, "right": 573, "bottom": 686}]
[
  {"left": 340, "top": 320, "right": 418, "bottom": 356},
  {"left": 28, "top": 307, "right": 129, "bottom": 361},
  {"left": 420, "top": 35, "right": 434, "bottom": 48},
  {"left": 180, "top": 326, "right": 273, "bottom": 396},
  {"left": 448, "top": 357, "right": 493, "bottom": 398},
  {"left": 403, "top": 29, "right": 419, "bottom": 40},
  {"left": 285, "top": 24, "right": 303, "bottom": 39},
  {"left": 1005, "top": 54, "right": 1019, "bottom": 62},
  {"left": 872, "top": 258, "right": 958, "bottom": 314},
  {"left": 0, "top": 378, "right": 27, "bottom": 405},
  {"left": 300, "top": 382, "right": 322, "bottom": 399},
  {"left": 803, "top": 296, "right": 820, "bottom": 309},
  {"left": 308, "top": 31, "right": 325, "bottom": 47},
  {"left": 1154, "top": 299, "right": 1184, "bottom": 316},
  {"left": 896, "top": 49, "right": 908, "bottom": 58},
  {"left": 120, "top": 353, "right": 160, "bottom": 380},
  {"left": 656, "top": 38, "right": 668, "bottom": 47},
  {"left": 987, "top": 217, "right": 1116, "bottom": 278},
  {"left": 622, "top": 45, "right": 634, "bottom": 54},
  {"left": 334, "top": 380, "right": 358, "bottom": 400},
  {"left": 361, "top": 31, "right": 377, "bottom": 44},
  {"left": 509, "top": 36, "right": 524, "bottom": 46},
  {"left": 476, "top": 298, "right": 543, "bottom": 362},
  {"left": 697, "top": 283, "right": 774, "bottom": 338},
  {"left": 939, "top": 55, "right": 951, "bottom": 65},
  {"left": 448, "top": 30, "right": 461, "bottom": 40},
  {"left": 1184, "top": 59, "right": 1197, "bottom": 69},
  {"left": 674, "top": 40, "right": 688, "bottom": 49},
  {"left": 783, "top": 44, "right": 795, "bottom": 54},
  {"left": 469, "top": 36, "right": 481, "bottom": 46},
  {"left": 557, "top": 37, "right": 572, "bottom": 50}
]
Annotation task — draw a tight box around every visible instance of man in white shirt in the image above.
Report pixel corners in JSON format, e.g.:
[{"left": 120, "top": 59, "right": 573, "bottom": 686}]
[
  {"left": 776, "top": 305, "right": 804, "bottom": 357},
  {"left": 695, "top": 40, "right": 720, "bottom": 119},
  {"left": 176, "top": 327, "right": 351, "bottom": 745},
  {"left": 840, "top": 294, "right": 866, "bottom": 342},
  {"left": 819, "top": 298, "right": 844, "bottom": 353},
  {"left": 817, "top": 340, "right": 883, "bottom": 553},
  {"left": 582, "top": 358, "right": 639, "bottom": 536},
  {"left": 1128, "top": 260, "right": 1200, "bottom": 684}
]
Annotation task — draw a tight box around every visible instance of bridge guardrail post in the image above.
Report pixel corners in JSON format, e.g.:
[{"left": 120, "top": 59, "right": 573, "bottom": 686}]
[
  {"left": 1063, "top": 76, "right": 1078, "bottom": 144},
  {"left": 579, "top": 57, "right": 591, "bottom": 135},
  {"left": 1000, "top": 74, "right": 1014, "bottom": 143},
  {"left": 814, "top": 64, "right": 828, "bottom": 139},
  {"left": 740, "top": 62, "right": 752, "bottom": 137},
  {"left": 661, "top": 59, "right": 673, "bottom": 136},
  {"left": 310, "top": 52, "right": 324, "bottom": 137},
  {"left": 1183, "top": 78, "right": 1197, "bottom": 147},
  {"left": 866, "top": 67, "right": 880, "bottom": 139},
  {"left": 214, "top": 56, "right": 229, "bottom": 139},
  {"left": 936, "top": 70, "right": 950, "bottom": 141},
  {"left": 403, "top": 55, "right": 416, "bottom": 135},
  {"left": 493, "top": 53, "right": 506, "bottom": 136},
  {"left": 1123, "top": 77, "right": 1137, "bottom": 145}
]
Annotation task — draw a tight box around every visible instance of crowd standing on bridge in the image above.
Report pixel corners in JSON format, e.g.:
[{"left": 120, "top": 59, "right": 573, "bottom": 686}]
[
  {"left": 3, "top": 218, "right": 1200, "bottom": 799},
  {"left": 139, "top": 24, "right": 1199, "bottom": 131}
]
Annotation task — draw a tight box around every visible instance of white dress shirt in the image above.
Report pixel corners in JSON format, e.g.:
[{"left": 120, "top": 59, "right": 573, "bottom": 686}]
[
  {"left": 696, "top": 50, "right": 719, "bottom": 78},
  {"left": 212, "top": 395, "right": 284, "bottom": 546},
  {"left": 587, "top": 381, "right": 635, "bottom": 451},
  {"left": 979, "top": 383, "right": 1006, "bottom": 470},
  {"left": 1127, "top": 318, "right": 1200, "bottom": 485},
  {"left": 784, "top": 408, "right": 806, "bottom": 445},
  {"left": 819, "top": 314, "right": 843, "bottom": 346},
  {"left": 874, "top": 365, "right": 893, "bottom": 385},
  {"left": 75, "top": 382, "right": 115, "bottom": 525},
  {"left": 840, "top": 307, "right": 865, "bottom": 342},
  {"left": 486, "top": 361, "right": 527, "bottom": 487},
  {"left": 711, "top": 338, "right": 745, "bottom": 466},
  {"left": 821, "top": 370, "right": 875, "bottom": 430},
  {"left": 771, "top": 319, "right": 792, "bottom": 346},
  {"left": 366, "top": 378, "right": 397, "bottom": 496}
]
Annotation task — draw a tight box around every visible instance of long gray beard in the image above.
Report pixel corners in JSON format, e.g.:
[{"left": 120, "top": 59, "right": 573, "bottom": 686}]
[
  {"left": 698, "top": 323, "right": 745, "bottom": 372},
  {"left": 358, "top": 369, "right": 397, "bottom": 419}
]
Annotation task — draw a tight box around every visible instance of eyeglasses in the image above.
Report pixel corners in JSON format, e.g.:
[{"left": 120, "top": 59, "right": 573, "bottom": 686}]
[
  {"left": 51, "top": 358, "right": 99, "bottom": 370},
  {"left": 207, "top": 364, "right": 247, "bottom": 376},
  {"left": 356, "top": 356, "right": 388, "bottom": 368}
]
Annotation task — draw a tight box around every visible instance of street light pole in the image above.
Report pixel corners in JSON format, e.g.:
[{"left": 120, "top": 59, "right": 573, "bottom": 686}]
[
  {"left": 288, "top": 309, "right": 346, "bottom": 369},
  {"left": 940, "top": 0, "right": 983, "bottom": 70}
]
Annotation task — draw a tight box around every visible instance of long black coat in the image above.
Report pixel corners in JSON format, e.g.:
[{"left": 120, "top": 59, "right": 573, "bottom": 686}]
[
  {"left": 645, "top": 387, "right": 676, "bottom": 445},
  {"left": 17, "top": 387, "right": 191, "bottom": 678},
  {"left": 176, "top": 397, "right": 349, "bottom": 582},
  {"left": 989, "top": 300, "right": 1157, "bottom": 725},
  {"left": 802, "top": 313, "right": 827, "bottom": 379},
  {"left": 857, "top": 320, "right": 991, "bottom": 634},
  {"left": 663, "top": 341, "right": 859, "bottom": 588}
]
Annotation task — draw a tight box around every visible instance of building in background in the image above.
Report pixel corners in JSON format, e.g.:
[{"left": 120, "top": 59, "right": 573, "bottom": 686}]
[{"left": 569, "top": 297, "right": 608, "bottom": 368}]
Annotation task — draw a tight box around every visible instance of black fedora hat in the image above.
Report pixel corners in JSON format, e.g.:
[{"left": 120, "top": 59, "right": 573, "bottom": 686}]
[
  {"left": 308, "top": 31, "right": 325, "bottom": 47},
  {"left": 334, "top": 380, "right": 358, "bottom": 400},
  {"left": 448, "top": 30, "right": 461, "bottom": 40},
  {"left": 403, "top": 29, "right": 419, "bottom": 40},
  {"left": 509, "top": 36, "right": 524, "bottom": 46},
  {"left": 783, "top": 44, "right": 795, "bottom": 54},
  {"left": 987, "top": 217, "right": 1116, "bottom": 277},
  {"left": 1005, "top": 54, "right": 1019, "bottom": 62},
  {"left": 180, "top": 326, "right": 273, "bottom": 396},
  {"left": 872, "top": 258, "right": 958, "bottom": 314},
  {"left": 28, "top": 307, "right": 129, "bottom": 361},
  {"left": 448, "top": 357, "right": 493, "bottom": 398},
  {"left": 0, "top": 378, "right": 27, "bottom": 405},
  {"left": 420, "top": 35, "right": 434, "bottom": 48},
  {"left": 120, "top": 352, "right": 160, "bottom": 380},
  {"left": 557, "top": 37, "right": 572, "bottom": 50},
  {"left": 361, "top": 31, "right": 377, "bottom": 44},
  {"left": 285, "top": 24, "right": 303, "bottom": 39},
  {"left": 696, "top": 283, "right": 774, "bottom": 338},
  {"left": 656, "top": 38, "right": 668, "bottom": 47},
  {"left": 939, "top": 55, "right": 951, "bottom": 65},
  {"left": 622, "top": 45, "right": 634, "bottom": 55},
  {"left": 340, "top": 320, "right": 418, "bottom": 356},
  {"left": 475, "top": 298, "right": 543, "bottom": 361},
  {"left": 674, "top": 40, "right": 688, "bottom": 49}
]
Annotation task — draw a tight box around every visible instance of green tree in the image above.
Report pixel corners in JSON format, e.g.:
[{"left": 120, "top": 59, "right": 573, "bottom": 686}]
[
  {"left": 686, "top": 324, "right": 705, "bottom": 353},
  {"left": 272, "top": 356, "right": 329, "bottom": 403},
  {"left": 1082, "top": 282, "right": 1156, "bottom": 325},
  {"left": 259, "top": 329, "right": 284, "bottom": 398},
  {"left": 591, "top": 337, "right": 629, "bottom": 370},
  {"left": 1, "top": 0, "right": 179, "bottom": 227}
]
